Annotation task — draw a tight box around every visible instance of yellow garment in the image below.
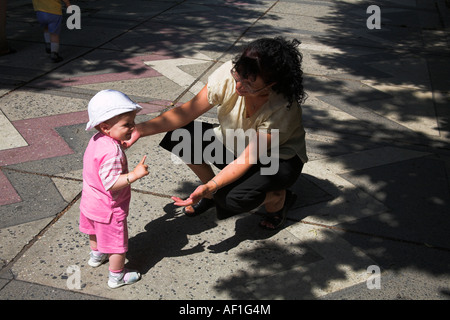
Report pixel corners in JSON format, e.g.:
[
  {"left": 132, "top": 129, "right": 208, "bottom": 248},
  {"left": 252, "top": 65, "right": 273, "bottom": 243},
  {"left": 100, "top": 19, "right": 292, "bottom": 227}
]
[
  {"left": 32, "top": 0, "right": 62, "bottom": 15},
  {"left": 207, "top": 60, "right": 308, "bottom": 163}
]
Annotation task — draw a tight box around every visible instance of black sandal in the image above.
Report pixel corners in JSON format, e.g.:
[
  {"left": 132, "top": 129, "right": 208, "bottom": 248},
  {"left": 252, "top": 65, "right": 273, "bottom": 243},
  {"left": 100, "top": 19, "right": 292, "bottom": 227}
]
[
  {"left": 259, "top": 190, "right": 297, "bottom": 231},
  {"left": 183, "top": 198, "right": 215, "bottom": 217}
]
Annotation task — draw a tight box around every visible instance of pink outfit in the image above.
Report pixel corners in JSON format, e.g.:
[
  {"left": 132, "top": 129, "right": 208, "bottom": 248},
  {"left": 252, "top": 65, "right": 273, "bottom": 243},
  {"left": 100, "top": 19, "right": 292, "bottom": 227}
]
[
  {"left": 79, "top": 132, "right": 130, "bottom": 254},
  {"left": 79, "top": 212, "right": 128, "bottom": 254}
]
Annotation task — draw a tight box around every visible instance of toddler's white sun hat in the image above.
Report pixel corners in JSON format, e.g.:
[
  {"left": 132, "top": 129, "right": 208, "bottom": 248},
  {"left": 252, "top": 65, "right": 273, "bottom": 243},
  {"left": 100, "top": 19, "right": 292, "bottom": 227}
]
[{"left": 86, "top": 89, "right": 142, "bottom": 130}]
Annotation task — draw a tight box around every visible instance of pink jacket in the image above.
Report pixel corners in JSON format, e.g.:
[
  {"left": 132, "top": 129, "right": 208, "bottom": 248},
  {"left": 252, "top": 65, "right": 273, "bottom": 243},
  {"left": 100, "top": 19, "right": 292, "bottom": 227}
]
[{"left": 80, "top": 133, "right": 130, "bottom": 223}]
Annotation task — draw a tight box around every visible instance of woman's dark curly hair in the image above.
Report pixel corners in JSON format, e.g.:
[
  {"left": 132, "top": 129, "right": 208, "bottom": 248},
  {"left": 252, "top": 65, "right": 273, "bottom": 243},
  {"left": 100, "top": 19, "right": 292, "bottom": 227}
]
[{"left": 232, "top": 37, "right": 306, "bottom": 106}]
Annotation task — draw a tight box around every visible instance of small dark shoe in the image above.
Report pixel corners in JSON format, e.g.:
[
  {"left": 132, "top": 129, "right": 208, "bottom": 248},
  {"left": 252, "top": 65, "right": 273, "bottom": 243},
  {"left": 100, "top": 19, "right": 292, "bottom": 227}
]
[{"left": 51, "top": 52, "right": 63, "bottom": 63}]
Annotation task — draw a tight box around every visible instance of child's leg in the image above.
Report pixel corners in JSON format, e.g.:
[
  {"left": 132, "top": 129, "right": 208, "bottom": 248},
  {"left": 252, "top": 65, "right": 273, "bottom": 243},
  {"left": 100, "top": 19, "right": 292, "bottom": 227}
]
[
  {"left": 49, "top": 33, "right": 60, "bottom": 55},
  {"left": 108, "top": 254, "right": 140, "bottom": 288},
  {"left": 89, "top": 234, "right": 98, "bottom": 251},
  {"left": 42, "top": 13, "right": 63, "bottom": 62},
  {"left": 108, "top": 253, "right": 125, "bottom": 272},
  {"left": 35, "top": 11, "right": 60, "bottom": 58},
  {"left": 108, "top": 253, "right": 140, "bottom": 289},
  {"left": 43, "top": 27, "right": 50, "bottom": 53},
  {"left": 88, "top": 235, "right": 108, "bottom": 267},
  {"left": 80, "top": 213, "right": 108, "bottom": 267},
  {"left": 87, "top": 234, "right": 108, "bottom": 268},
  {"left": 95, "top": 214, "right": 140, "bottom": 288}
]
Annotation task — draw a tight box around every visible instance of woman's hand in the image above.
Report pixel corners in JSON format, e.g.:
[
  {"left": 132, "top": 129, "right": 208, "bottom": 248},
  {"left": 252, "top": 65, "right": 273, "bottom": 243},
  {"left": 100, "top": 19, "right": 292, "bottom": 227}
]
[
  {"left": 122, "top": 127, "right": 141, "bottom": 149},
  {"left": 172, "top": 182, "right": 216, "bottom": 207}
]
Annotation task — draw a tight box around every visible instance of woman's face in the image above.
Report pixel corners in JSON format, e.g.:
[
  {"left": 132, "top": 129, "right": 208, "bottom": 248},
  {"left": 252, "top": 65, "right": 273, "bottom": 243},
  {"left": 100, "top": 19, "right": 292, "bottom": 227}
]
[{"left": 230, "top": 68, "right": 274, "bottom": 96}]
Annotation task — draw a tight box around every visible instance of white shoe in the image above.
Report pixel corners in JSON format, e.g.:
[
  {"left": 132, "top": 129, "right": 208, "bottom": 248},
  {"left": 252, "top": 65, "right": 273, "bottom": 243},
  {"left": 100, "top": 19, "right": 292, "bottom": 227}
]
[
  {"left": 108, "top": 269, "right": 141, "bottom": 289},
  {"left": 88, "top": 251, "right": 108, "bottom": 267}
]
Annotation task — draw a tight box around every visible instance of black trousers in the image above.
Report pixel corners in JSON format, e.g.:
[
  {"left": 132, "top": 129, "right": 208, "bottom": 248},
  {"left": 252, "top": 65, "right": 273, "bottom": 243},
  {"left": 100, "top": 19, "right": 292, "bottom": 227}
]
[{"left": 159, "top": 121, "right": 303, "bottom": 219}]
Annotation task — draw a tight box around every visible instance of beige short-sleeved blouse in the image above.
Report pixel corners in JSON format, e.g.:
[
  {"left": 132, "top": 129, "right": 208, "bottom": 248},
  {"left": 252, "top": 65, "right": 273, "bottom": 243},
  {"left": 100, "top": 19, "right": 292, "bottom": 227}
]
[{"left": 207, "top": 60, "right": 308, "bottom": 163}]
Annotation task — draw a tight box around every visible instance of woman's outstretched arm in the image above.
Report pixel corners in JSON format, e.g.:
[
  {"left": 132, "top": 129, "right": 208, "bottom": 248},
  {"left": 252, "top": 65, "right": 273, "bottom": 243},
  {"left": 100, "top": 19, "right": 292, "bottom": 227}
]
[{"left": 123, "top": 85, "right": 213, "bottom": 148}]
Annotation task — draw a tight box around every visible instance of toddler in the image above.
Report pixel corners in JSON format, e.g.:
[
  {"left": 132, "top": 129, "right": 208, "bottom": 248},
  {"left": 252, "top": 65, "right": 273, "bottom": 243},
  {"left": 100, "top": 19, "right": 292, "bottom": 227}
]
[
  {"left": 32, "top": 0, "right": 71, "bottom": 62},
  {"left": 80, "top": 89, "right": 148, "bottom": 288}
]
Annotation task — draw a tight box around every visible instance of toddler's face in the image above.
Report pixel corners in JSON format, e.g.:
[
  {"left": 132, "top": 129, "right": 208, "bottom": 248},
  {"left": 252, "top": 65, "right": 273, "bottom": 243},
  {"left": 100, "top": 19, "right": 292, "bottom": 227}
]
[{"left": 104, "top": 111, "right": 137, "bottom": 142}]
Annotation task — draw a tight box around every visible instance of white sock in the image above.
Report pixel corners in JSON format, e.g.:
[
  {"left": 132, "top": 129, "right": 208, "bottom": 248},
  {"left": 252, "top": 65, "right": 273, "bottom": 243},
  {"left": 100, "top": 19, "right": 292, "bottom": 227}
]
[
  {"left": 50, "top": 42, "right": 59, "bottom": 53},
  {"left": 91, "top": 250, "right": 103, "bottom": 257}
]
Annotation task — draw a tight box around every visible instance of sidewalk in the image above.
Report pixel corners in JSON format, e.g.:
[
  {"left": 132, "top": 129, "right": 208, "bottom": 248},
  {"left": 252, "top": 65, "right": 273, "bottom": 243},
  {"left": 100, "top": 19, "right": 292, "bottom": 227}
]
[{"left": 1, "top": 0, "right": 449, "bottom": 300}]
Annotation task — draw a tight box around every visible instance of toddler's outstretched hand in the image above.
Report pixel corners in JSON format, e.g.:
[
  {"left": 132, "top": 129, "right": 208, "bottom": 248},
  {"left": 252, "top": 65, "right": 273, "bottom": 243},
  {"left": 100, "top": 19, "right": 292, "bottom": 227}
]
[{"left": 133, "top": 155, "right": 149, "bottom": 179}]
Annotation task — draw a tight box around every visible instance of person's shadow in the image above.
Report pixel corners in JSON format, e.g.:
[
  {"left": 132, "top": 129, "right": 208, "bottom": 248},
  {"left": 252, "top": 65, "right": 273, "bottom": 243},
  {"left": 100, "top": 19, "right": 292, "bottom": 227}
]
[
  {"left": 206, "top": 212, "right": 284, "bottom": 254},
  {"left": 126, "top": 203, "right": 295, "bottom": 274},
  {"left": 126, "top": 202, "right": 216, "bottom": 274},
  {"left": 126, "top": 174, "right": 329, "bottom": 274}
]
